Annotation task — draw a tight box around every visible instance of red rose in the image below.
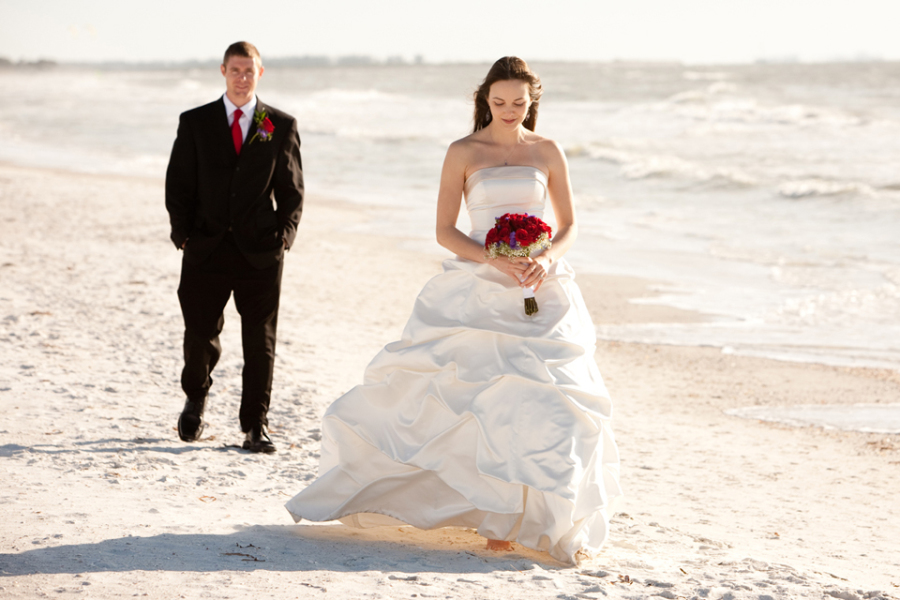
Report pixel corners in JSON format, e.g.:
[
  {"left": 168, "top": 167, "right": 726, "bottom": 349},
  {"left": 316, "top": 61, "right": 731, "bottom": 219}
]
[{"left": 261, "top": 117, "right": 275, "bottom": 133}]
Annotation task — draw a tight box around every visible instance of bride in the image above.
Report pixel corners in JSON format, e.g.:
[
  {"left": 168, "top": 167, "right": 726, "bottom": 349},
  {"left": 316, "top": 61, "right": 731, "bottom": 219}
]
[{"left": 286, "top": 57, "right": 622, "bottom": 564}]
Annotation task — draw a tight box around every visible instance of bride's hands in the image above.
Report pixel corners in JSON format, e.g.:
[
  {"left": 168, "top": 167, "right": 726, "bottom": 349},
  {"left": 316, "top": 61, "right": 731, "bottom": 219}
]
[
  {"left": 487, "top": 256, "right": 527, "bottom": 283},
  {"left": 520, "top": 255, "right": 551, "bottom": 291},
  {"left": 488, "top": 255, "right": 551, "bottom": 291}
]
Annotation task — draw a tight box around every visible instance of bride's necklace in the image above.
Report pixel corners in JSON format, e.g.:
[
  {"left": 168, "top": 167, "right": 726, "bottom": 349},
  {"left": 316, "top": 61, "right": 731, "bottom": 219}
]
[
  {"left": 493, "top": 132, "right": 524, "bottom": 166},
  {"left": 501, "top": 142, "right": 519, "bottom": 165}
]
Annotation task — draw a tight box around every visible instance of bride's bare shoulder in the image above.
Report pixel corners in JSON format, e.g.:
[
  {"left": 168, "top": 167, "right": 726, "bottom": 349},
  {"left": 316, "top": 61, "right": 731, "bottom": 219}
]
[
  {"left": 450, "top": 130, "right": 492, "bottom": 151},
  {"left": 445, "top": 131, "right": 490, "bottom": 167},
  {"left": 526, "top": 131, "right": 561, "bottom": 150},
  {"left": 531, "top": 135, "right": 567, "bottom": 166}
]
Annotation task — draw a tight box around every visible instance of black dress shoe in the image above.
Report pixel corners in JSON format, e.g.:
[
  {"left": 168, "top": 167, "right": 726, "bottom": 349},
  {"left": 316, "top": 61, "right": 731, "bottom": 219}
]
[
  {"left": 243, "top": 425, "right": 276, "bottom": 453},
  {"left": 177, "top": 397, "right": 207, "bottom": 442}
]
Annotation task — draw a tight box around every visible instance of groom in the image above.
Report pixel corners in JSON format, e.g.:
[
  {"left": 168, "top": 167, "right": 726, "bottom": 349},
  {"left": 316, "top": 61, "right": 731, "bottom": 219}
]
[{"left": 165, "top": 41, "right": 304, "bottom": 453}]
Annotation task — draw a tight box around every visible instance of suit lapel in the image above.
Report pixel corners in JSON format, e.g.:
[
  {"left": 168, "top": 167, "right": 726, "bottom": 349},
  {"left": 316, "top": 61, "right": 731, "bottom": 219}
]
[{"left": 213, "top": 97, "right": 238, "bottom": 163}]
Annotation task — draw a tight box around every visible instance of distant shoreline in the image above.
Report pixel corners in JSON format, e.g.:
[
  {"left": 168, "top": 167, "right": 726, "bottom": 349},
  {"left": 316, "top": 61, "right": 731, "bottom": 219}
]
[{"left": 3, "top": 56, "right": 898, "bottom": 72}]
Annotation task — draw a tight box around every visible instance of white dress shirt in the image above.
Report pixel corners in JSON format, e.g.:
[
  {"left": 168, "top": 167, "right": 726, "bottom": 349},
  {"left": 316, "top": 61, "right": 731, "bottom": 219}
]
[{"left": 223, "top": 94, "right": 258, "bottom": 143}]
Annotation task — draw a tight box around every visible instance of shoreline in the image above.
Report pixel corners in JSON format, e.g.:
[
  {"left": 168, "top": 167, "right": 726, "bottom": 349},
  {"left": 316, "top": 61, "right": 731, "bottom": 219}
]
[
  {"left": 3, "top": 160, "right": 895, "bottom": 373},
  {"left": 1, "top": 164, "right": 898, "bottom": 598}
]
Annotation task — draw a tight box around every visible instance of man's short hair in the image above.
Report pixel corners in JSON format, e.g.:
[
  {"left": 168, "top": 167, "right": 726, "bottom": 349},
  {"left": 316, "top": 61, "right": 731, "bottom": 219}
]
[{"left": 223, "top": 41, "right": 262, "bottom": 68}]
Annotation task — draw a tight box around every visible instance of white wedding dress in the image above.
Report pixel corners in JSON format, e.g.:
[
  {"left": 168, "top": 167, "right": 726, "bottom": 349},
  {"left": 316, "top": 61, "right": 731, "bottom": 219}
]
[{"left": 286, "top": 166, "right": 622, "bottom": 563}]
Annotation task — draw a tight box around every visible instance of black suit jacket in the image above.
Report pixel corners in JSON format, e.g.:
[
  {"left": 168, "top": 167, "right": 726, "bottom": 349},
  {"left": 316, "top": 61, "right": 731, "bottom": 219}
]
[{"left": 165, "top": 97, "right": 304, "bottom": 269}]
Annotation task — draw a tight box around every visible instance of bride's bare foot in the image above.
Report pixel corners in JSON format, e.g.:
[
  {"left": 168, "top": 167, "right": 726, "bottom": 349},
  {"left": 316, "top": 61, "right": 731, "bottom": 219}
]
[{"left": 485, "top": 539, "right": 513, "bottom": 551}]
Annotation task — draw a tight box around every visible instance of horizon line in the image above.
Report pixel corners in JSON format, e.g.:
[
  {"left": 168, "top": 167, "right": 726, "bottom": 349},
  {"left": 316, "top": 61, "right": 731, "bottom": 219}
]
[{"left": 2, "top": 53, "right": 895, "bottom": 70}]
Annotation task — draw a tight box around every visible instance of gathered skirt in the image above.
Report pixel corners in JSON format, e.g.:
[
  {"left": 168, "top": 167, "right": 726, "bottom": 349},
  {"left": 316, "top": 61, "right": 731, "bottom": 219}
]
[{"left": 286, "top": 256, "right": 622, "bottom": 563}]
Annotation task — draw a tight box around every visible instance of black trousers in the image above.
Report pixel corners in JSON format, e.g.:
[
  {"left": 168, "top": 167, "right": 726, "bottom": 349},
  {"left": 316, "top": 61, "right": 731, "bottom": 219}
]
[{"left": 177, "top": 233, "right": 283, "bottom": 432}]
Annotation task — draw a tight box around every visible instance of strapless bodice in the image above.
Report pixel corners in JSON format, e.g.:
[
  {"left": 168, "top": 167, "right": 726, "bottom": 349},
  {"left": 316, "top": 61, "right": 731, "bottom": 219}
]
[{"left": 464, "top": 166, "right": 549, "bottom": 238}]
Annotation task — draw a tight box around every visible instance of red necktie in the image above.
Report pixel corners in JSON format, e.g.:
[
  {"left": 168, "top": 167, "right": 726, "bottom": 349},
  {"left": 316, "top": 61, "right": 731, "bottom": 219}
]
[{"left": 231, "top": 108, "right": 243, "bottom": 155}]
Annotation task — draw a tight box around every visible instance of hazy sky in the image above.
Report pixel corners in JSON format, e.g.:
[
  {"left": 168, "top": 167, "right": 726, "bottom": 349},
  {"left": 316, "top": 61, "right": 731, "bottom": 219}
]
[{"left": 1, "top": 0, "right": 898, "bottom": 64}]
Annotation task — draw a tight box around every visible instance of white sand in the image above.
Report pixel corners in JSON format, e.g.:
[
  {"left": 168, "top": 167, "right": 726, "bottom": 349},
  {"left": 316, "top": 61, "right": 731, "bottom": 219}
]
[{"left": 1, "top": 164, "right": 898, "bottom": 599}]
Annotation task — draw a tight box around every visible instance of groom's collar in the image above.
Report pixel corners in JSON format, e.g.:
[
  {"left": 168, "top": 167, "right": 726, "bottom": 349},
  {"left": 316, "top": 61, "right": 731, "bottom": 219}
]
[{"left": 222, "top": 93, "right": 258, "bottom": 118}]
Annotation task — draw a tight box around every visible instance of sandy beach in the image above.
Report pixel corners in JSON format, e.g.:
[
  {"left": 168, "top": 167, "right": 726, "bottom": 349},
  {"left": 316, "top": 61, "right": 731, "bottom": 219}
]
[{"left": 1, "top": 163, "right": 898, "bottom": 599}]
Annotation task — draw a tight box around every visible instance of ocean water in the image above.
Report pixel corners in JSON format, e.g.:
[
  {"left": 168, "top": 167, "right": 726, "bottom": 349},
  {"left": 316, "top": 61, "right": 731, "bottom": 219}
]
[{"left": 1, "top": 61, "right": 899, "bottom": 372}]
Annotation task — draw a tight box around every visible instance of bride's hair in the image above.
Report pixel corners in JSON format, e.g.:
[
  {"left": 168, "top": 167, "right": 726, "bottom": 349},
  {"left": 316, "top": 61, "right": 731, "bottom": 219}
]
[{"left": 473, "top": 57, "right": 543, "bottom": 133}]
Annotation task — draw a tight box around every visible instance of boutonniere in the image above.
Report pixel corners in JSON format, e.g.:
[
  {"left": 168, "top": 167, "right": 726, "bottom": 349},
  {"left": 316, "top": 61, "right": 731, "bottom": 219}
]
[{"left": 250, "top": 108, "right": 275, "bottom": 144}]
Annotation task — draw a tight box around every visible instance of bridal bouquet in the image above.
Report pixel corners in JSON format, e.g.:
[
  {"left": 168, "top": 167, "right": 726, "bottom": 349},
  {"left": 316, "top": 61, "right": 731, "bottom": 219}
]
[{"left": 484, "top": 213, "right": 552, "bottom": 316}]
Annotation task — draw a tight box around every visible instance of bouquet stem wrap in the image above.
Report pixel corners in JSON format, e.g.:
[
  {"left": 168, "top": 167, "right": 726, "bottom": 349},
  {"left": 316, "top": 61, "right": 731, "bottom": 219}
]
[
  {"left": 523, "top": 286, "right": 538, "bottom": 316},
  {"left": 483, "top": 213, "right": 553, "bottom": 317}
]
